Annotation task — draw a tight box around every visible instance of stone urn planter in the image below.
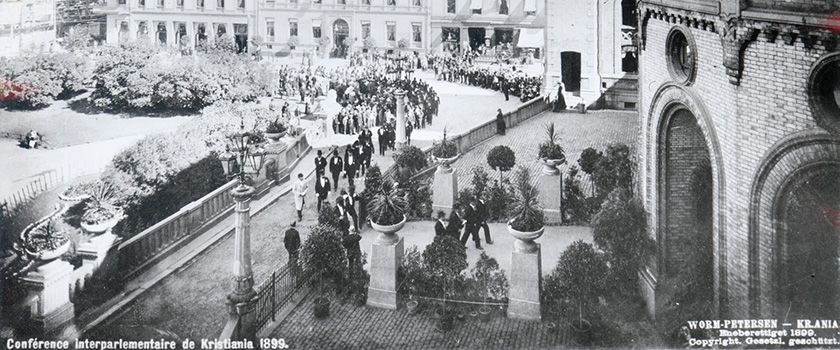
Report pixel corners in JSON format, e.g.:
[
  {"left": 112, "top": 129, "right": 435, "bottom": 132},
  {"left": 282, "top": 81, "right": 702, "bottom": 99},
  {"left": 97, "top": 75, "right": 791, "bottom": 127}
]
[
  {"left": 432, "top": 154, "right": 460, "bottom": 173},
  {"left": 80, "top": 206, "right": 123, "bottom": 235},
  {"left": 433, "top": 307, "right": 453, "bottom": 332},
  {"left": 478, "top": 305, "right": 493, "bottom": 323},
  {"left": 507, "top": 222, "right": 545, "bottom": 253},
  {"left": 540, "top": 158, "right": 563, "bottom": 176},
  {"left": 370, "top": 215, "right": 406, "bottom": 245},
  {"left": 26, "top": 240, "right": 70, "bottom": 261},
  {"left": 264, "top": 131, "right": 286, "bottom": 144},
  {"left": 571, "top": 318, "right": 593, "bottom": 345}
]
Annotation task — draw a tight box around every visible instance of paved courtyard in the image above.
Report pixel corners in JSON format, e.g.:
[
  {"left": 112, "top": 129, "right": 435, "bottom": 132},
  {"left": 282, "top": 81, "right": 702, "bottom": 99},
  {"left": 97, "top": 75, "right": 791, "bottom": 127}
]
[{"left": 269, "top": 293, "right": 572, "bottom": 350}]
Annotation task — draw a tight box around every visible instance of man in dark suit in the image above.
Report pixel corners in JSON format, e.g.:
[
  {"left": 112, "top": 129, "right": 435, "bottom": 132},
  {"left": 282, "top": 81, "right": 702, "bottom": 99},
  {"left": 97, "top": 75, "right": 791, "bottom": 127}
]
[
  {"left": 344, "top": 145, "right": 358, "bottom": 182},
  {"left": 434, "top": 211, "right": 447, "bottom": 237},
  {"left": 447, "top": 205, "right": 463, "bottom": 241},
  {"left": 377, "top": 127, "right": 387, "bottom": 156},
  {"left": 361, "top": 140, "right": 373, "bottom": 176},
  {"left": 284, "top": 221, "right": 300, "bottom": 263},
  {"left": 314, "top": 150, "right": 327, "bottom": 177},
  {"left": 329, "top": 149, "right": 343, "bottom": 188},
  {"left": 460, "top": 200, "right": 483, "bottom": 249},
  {"left": 339, "top": 189, "right": 359, "bottom": 231},
  {"left": 476, "top": 197, "right": 492, "bottom": 244},
  {"left": 315, "top": 174, "right": 331, "bottom": 211}
]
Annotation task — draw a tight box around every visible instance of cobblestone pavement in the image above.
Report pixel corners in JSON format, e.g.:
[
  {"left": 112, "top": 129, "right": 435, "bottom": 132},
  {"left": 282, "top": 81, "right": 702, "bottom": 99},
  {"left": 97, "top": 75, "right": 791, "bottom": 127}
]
[
  {"left": 270, "top": 293, "right": 572, "bottom": 350},
  {"left": 451, "top": 109, "right": 639, "bottom": 190}
]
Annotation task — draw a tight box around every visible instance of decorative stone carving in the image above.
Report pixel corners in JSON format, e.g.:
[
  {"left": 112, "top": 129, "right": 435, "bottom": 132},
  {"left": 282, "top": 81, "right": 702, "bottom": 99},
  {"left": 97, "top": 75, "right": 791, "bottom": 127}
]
[
  {"left": 719, "top": 17, "right": 758, "bottom": 86},
  {"left": 762, "top": 25, "right": 779, "bottom": 43}
]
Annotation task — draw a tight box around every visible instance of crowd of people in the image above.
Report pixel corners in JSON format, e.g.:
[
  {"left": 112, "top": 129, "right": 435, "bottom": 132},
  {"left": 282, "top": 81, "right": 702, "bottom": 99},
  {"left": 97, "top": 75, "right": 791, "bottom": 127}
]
[{"left": 430, "top": 52, "right": 543, "bottom": 103}]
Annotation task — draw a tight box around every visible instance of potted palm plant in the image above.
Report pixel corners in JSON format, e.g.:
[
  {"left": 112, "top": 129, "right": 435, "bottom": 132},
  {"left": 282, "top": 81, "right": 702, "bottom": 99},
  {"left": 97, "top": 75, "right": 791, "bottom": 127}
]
[
  {"left": 537, "top": 123, "right": 567, "bottom": 175},
  {"left": 301, "top": 224, "right": 348, "bottom": 319},
  {"left": 507, "top": 167, "right": 544, "bottom": 252},
  {"left": 367, "top": 180, "right": 408, "bottom": 242},
  {"left": 264, "top": 118, "right": 287, "bottom": 143},
  {"left": 22, "top": 217, "right": 70, "bottom": 261},
  {"left": 431, "top": 127, "right": 459, "bottom": 170},
  {"left": 80, "top": 180, "right": 123, "bottom": 235}
]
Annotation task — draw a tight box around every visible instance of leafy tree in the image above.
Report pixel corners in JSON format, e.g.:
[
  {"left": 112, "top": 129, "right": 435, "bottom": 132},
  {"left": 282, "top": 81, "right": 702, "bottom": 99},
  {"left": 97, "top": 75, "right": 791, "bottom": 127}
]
[
  {"left": 423, "top": 235, "right": 468, "bottom": 308},
  {"left": 469, "top": 252, "right": 508, "bottom": 303},
  {"left": 470, "top": 167, "right": 490, "bottom": 198},
  {"left": 563, "top": 166, "right": 598, "bottom": 224},
  {"left": 487, "top": 145, "right": 516, "bottom": 180},
  {"left": 0, "top": 53, "right": 88, "bottom": 109},
  {"left": 393, "top": 145, "right": 427, "bottom": 174},
  {"left": 301, "top": 224, "right": 349, "bottom": 294},
  {"left": 591, "top": 188, "right": 654, "bottom": 294},
  {"left": 63, "top": 26, "right": 93, "bottom": 51},
  {"left": 592, "top": 144, "right": 634, "bottom": 198},
  {"left": 578, "top": 148, "right": 603, "bottom": 175},
  {"left": 543, "top": 241, "right": 607, "bottom": 323}
]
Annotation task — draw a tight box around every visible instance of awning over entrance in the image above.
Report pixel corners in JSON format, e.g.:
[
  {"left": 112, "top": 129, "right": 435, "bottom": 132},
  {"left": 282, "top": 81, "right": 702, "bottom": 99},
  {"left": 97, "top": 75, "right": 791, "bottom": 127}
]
[
  {"left": 470, "top": 0, "right": 482, "bottom": 10},
  {"left": 517, "top": 28, "right": 543, "bottom": 48}
]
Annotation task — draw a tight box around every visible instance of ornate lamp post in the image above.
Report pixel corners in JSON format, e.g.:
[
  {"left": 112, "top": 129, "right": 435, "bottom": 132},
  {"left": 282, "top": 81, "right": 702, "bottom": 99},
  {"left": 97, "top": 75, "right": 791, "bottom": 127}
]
[{"left": 219, "top": 121, "right": 266, "bottom": 343}]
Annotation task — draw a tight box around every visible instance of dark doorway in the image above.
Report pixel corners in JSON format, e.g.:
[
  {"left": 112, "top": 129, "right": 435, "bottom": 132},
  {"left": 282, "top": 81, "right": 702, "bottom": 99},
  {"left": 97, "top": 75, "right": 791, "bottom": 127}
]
[
  {"left": 156, "top": 22, "right": 167, "bottom": 45},
  {"left": 561, "top": 51, "right": 581, "bottom": 94},
  {"left": 494, "top": 28, "right": 513, "bottom": 47},
  {"left": 234, "top": 23, "right": 247, "bottom": 53},
  {"left": 442, "top": 27, "right": 460, "bottom": 52},
  {"left": 333, "top": 19, "right": 349, "bottom": 57},
  {"left": 468, "top": 27, "right": 485, "bottom": 51}
]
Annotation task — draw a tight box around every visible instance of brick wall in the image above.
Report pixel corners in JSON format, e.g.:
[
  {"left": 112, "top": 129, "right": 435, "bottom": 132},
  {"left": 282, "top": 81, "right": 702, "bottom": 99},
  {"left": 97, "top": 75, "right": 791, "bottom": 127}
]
[{"left": 639, "top": 1, "right": 836, "bottom": 318}]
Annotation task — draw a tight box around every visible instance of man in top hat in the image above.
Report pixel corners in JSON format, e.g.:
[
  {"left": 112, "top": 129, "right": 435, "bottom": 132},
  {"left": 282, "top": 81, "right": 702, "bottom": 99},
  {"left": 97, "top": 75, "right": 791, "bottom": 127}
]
[
  {"left": 315, "top": 173, "right": 331, "bottom": 211},
  {"left": 329, "top": 148, "right": 344, "bottom": 188},
  {"left": 314, "top": 149, "right": 327, "bottom": 177}
]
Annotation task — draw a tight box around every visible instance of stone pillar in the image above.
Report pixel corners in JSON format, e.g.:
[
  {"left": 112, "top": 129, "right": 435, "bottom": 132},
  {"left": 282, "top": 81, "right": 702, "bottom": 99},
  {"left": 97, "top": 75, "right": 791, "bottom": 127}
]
[
  {"left": 367, "top": 227, "right": 404, "bottom": 310},
  {"left": 225, "top": 184, "right": 258, "bottom": 343},
  {"left": 20, "top": 260, "right": 75, "bottom": 334},
  {"left": 77, "top": 233, "right": 119, "bottom": 271},
  {"left": 537, "top": 161, "right": 563, "bottom": 224},
  {"left": 395, "top": 90, "right": 407, "bottom": 150},
  {"left": 507, "top": 241, "right": 542, "bottom": 321},
  {"left": 432, "top": 161, "right": 458, "bottom": 217}
]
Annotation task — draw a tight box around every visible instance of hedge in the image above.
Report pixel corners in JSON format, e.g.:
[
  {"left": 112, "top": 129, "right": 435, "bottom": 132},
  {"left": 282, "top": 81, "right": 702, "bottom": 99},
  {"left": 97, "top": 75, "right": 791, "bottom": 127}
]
[{"left": 0, "top": 53, "right": 88, "bottom": 110}]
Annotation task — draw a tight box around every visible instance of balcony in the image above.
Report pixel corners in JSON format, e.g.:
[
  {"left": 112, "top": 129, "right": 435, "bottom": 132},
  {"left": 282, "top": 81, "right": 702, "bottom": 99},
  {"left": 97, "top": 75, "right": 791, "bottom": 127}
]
[{"left": 620, "top": 25, "right": 637, "bottom": 53}]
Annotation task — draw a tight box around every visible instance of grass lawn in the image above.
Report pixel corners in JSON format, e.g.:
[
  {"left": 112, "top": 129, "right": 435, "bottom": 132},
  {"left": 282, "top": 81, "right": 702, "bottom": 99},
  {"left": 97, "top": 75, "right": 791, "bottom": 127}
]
[{"left": 0, "top": 93, "right": 191, "bottom": 149}]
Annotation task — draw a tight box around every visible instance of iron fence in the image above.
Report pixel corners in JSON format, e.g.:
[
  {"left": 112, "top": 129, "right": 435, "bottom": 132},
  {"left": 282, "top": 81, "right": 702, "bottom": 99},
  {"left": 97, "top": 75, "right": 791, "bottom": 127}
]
[{"left": 254, "top": 259, "right": 314, "bottom": 332}]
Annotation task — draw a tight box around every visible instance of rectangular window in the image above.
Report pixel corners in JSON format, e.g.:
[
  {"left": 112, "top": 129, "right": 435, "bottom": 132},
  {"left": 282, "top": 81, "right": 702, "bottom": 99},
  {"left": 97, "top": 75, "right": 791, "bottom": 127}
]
[
  {"left": 447, "top": 0, "right": 455, "bottom": 13},
  {"left": 217, "top": 0, "right": 223, "bottom": 9},
  {"left": 237, "top": 0, "right": 243, "bottom": 8},
  {"left": 524, "top": 0, "right": 536, "bottom": 15},
  {"left": 197, "top": 0, "right": 203, "bottom": 8},
  {"left": 118, "top": 0, "right": 125, "bottom": 5},
  {"left": 266, "top": 20, "right": 275, "bottom": 41},
  {"left": 361, "top": 22, "right": 370, "bottom": 39},
  {"left": 176, "top": 0, "right": 183, "bottom": 7},
  {"left": 412, "top": 23, "right": 421, "bottom": 42},
  {"left": 289, "top": 19, "right": 298, "bottom": 36},
  {"left": 338, "top": 0, "right": 345, "bottom": 4},
  {"left": 362, "top": 0, "right": 369, "bottom": 4},
  {"left": 413, "top": 0, "right": 420, "bottom": 6},
  {"left": 386, "top": 22, "right": 395, "bottom": 41},
  {"left": 387, "top": 0, "right": 395, "bottom": 5},
  {"left": 499, "top": 0, "right": 507, "bottom": 14},
  {"left": 157, "top": 0, "right": 163, "bottom": 7},
  {"left": 470, "top": 0, "right": 481, "bottom": 14},
  {"left": 312, "top": 23, "right": 321, "bottom": 38},
  {"left": 139, "top": 0, "right": 145, "bottom": 6}
]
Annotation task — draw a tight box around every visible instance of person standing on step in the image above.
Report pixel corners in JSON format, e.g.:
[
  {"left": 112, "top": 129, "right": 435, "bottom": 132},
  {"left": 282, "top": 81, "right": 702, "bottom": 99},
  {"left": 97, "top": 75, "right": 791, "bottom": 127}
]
[
  {"left": 314, "top": 149, "right": 327, "bottom": 177},
  {"left": 284, "top": 221, "right": 300, "bottom": 264},
  {"left": 329, "top": 148, "right": 344, "bottom": 189},
  {"left": 461, "top": 200, "right": 483, "bottom": 250},
  {"left": 496, "top": 108, "right": 506, "bottom": 136},
  {"left": 477, "top": 196, "right": 492, "bottom": 244},
  {"left": 293, "top": 173, "right": 308, "bottom": 220},
  {"left": 315, "top": 173, "right": 331, "bottom": 212}
]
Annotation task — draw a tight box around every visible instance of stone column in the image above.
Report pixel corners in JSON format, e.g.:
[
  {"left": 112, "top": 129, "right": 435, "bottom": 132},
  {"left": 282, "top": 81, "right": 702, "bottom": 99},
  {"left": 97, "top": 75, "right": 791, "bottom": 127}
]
[
  {"left": 432, "top": 160, "right": 458, "bottom": 217},
  {"left": 20, "top": 259, "right": 75, "bottom": 334},
  {"left": 367, "top": 227, "right": 404, "bottom": 310},
  {"left": 507, "top": 240, "right": 541, "bottom": 321},
  {"left": 225, "top": 184, "right": 258, "bottom": 343},
  {"left": 395, "top": 90, "right": 407, "bottom": 150},
  {"left": 537, "top": 161, "right": 563, "bottom": 224}
]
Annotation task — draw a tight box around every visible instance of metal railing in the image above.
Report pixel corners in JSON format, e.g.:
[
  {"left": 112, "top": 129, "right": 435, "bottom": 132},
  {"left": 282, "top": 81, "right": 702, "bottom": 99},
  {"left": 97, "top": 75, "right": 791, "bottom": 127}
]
[
  {"left": 254, "top": 259, "right": 314, "bottom": 332},
  {"left": 1, "top": 167, "right": 98, "bottom": 218}
]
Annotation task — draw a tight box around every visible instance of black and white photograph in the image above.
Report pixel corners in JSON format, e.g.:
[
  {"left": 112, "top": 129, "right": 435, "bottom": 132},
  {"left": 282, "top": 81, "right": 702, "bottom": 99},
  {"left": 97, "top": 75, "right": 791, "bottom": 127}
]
[{"left": 2, "top": 0, "right": 840, "bottom": 348}]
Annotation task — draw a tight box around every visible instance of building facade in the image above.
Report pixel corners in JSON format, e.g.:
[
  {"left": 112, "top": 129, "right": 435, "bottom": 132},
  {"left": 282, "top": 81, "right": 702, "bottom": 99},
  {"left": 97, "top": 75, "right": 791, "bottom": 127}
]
[
  {"left": 637, "top": 0, "right": 840, "bottom": 320},
  {"left": 259, "top": 0, "right": 430, "bottom": 55},
  {"left": 543, "top": 0, "right": 637, "bottom": 109},
  {"left": 429, "top": 0, "right": 545, "bottom": 54},
  {"left": 95, "top": 0, "right": 431, "bottom": 53},
  {"left": 0, "top": 0, "right": 57, "bottom": 57}
]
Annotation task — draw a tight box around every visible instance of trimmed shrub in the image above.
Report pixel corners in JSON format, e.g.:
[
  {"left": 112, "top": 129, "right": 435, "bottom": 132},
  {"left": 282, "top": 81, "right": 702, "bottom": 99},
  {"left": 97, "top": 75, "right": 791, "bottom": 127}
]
[
  {"left": 0, "top": 53, "right": 88, "bottom": 109},
  {"left": 487, "top": 145, "right": 516, "bottom": 180},
  {"left": 578, "top": 148, "right": 603, "bottom": 175},
  {"left": 591, "top": 144, "right": 634, "bottom": 198},
  {"left": 393, "top": 145, "right": 427, "bottom": 173}
]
